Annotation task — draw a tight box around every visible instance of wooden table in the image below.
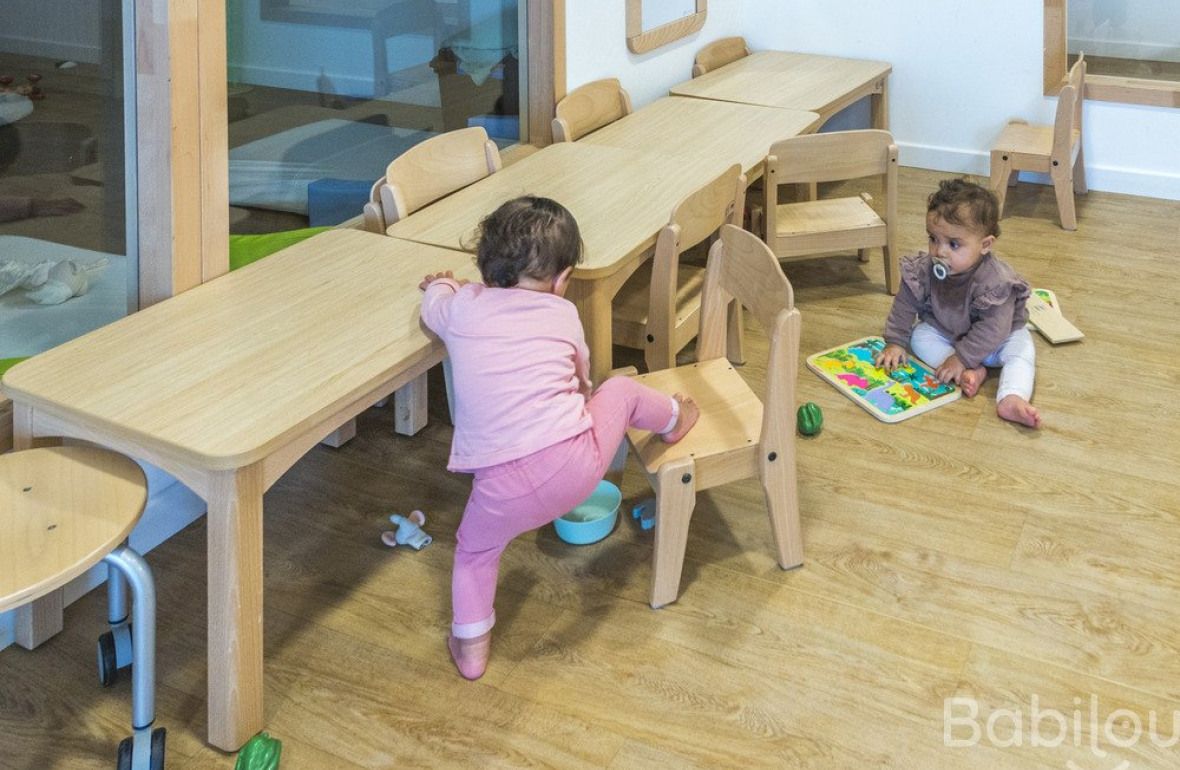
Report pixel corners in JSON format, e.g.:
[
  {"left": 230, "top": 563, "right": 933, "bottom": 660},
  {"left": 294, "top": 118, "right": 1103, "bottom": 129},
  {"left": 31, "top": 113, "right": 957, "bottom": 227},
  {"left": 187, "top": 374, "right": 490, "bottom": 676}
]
[
  {"left": 580, "top": 96, "right": 820, "bottom": 178},
  {"left": 386, "top": 141, "right": 732, "bottom": 383},
  {"left": 1, "top": 229, "right": 480, "bottom": 751},
  {"left": 669, "top": 51, "right": 892, "bottom": 130}
]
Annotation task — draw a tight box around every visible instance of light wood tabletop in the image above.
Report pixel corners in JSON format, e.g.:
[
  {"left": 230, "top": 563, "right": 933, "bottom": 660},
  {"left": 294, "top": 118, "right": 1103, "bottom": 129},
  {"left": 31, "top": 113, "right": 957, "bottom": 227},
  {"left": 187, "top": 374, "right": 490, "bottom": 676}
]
[
  {"left": 386, "top": 141, "right": 733, "bottom": 383},
  {"left": 1, "top": 228, "right": 479, "bottom": 751},
  {"left": 580, "top": 96, "right": 820, "bottom": 178},
  {"left": 669, "top": 50, "right": 892, "bottom": 130}
]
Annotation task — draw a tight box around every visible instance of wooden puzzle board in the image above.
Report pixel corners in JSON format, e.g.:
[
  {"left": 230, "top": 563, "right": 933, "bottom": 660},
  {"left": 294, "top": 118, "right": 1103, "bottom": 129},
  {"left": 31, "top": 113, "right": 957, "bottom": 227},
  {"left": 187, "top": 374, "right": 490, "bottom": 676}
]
[{"left": 806, "top": 336, "right": 961, "bottom": 423}]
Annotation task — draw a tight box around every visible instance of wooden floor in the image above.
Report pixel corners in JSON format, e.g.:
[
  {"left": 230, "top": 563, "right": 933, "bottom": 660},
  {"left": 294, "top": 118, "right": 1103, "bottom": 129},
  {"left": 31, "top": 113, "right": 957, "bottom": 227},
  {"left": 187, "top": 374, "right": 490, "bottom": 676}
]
[{"left": 3, "top": 168, "right": 1180, "bottom": 768}]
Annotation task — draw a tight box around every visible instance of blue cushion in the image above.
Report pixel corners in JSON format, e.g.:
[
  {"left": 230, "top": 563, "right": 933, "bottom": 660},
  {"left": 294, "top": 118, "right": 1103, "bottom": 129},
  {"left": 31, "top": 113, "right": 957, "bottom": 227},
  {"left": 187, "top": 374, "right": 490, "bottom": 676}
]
[{"left": 307, "top": 177, "right": 374, "bottom": 227}]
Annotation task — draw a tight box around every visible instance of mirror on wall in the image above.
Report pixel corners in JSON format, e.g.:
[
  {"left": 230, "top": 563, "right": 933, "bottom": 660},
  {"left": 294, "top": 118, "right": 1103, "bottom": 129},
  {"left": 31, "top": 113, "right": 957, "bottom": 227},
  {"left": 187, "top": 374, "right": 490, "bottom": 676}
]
[
  {"left": 1069, "top": 0, "right": 1180, "bottom": 81},
  {"left": 626, "top": 0, "right": 706, "bottom": 54},
  {"left": 1045, "top": 0, "right": 1180, "bottom": 107}
]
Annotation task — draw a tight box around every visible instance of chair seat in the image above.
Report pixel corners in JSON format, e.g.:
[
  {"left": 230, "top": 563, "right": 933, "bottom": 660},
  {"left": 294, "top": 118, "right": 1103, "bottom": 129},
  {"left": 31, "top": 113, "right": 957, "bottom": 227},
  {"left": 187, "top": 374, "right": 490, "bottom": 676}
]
[
  {"left": 0, "top": 447, "right": 147, "bottom": 612},
  {"left": 612, "top": 262, "right": 706, "bottom": 344},
  {"left": 772, "top": 197, "right": 887, "bottom": 259},
  {"left": 774, "top": 196, "right": 883, "bottom": 237},
  {"left": 627, "top": 357, "right": 762, "bottom": 477},
  {"left": 993, "top": 122, "right": 1081, "bottom": 170}
]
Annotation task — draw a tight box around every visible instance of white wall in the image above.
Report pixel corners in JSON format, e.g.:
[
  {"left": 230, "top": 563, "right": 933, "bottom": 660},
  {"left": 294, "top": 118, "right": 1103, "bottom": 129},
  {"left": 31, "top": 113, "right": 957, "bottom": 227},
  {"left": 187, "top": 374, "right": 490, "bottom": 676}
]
[
  {"left": 565, "top": 0, "right": 1180, "bottom": 200},
  {"left": 565, "top": 0, "right": 747, "bottom": 107}
]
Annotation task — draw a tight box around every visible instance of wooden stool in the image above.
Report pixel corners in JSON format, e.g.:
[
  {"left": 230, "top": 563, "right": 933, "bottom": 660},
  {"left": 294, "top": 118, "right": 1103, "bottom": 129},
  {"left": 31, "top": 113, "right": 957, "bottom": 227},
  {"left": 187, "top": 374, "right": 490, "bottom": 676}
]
[{"left": 1, "top": 446, "right": 166, "bottom": 769}]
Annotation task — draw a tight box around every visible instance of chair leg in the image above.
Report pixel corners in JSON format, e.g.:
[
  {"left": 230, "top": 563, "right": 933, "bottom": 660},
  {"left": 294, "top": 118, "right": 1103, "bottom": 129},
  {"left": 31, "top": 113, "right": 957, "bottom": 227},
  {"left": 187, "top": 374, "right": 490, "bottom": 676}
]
[
  {"left": 643, "top": 333, "right": 675, "bottom": 373},
  {"left": 882, "top": 242, "right": 899, "bottom": 296},
  {"left": 726, "top": 300, "right": 746, "bottom": 366},
  {"left": 1053, "top": 174, "right": 1077, "bottom": 231},
  {"left": 761, "top": 442, "right": 803, "bottom": 571},
  {"left": 990, "top": 150, "right": 1013, "bottom": 216},
  {"left": 649, "top": 457, "right": 697, "bottom": 609},
  {"left": 857, "top": 248, "right": 870, "bottom": 263},
  {"left": 1073, "top": 144, "right": 1088, "bottom": 194},
  {"left": 103, "top": 546, "right": 157, "bottom": 732}
]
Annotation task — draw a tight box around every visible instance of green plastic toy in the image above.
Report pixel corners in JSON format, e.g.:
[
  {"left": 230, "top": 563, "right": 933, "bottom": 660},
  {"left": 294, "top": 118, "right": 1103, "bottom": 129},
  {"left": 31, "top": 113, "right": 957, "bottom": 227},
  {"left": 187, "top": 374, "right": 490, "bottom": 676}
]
[
  {"left": 235, "top": 731, "right": 282, "bottom": 770},
  {"left": 796, "top": 402, "right": 823, "bottom": 436}
]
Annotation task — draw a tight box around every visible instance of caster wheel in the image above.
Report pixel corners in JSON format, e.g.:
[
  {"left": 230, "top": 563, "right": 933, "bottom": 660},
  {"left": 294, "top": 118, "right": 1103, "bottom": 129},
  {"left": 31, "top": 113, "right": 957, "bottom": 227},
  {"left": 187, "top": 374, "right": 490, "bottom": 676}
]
[
  {"left": 151, "top": 727, "right": 166, "bottom": 770},
  {"left": 98, "top": 631, "right": 118, "bottom": 687},
  {"left": 115, "top": 728, "right": 165, "bottom": 769},
  {"left": 116, "top": 736, "right": 131, "bottom": 770}
]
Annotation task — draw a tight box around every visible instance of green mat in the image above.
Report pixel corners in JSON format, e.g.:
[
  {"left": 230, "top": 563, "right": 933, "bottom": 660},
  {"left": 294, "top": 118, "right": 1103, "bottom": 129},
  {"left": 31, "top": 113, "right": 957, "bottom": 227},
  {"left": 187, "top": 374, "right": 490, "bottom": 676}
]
[
  {"left": 229, "top": 227, "right": 332, "bottom": 271},
  {"left": 0, "top": 357, "right": 27, "bottom": 377}
]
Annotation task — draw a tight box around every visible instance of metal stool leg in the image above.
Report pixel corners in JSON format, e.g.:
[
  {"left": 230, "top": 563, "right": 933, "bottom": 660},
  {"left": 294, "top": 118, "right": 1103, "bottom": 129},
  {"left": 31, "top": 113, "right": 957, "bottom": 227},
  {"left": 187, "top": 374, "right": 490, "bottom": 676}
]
[
  {"left": 104, "top": 546, "right": 165, "bottom": 770},
  {"left": 98, "top": 543, "right": 135, "bottom": 686}
]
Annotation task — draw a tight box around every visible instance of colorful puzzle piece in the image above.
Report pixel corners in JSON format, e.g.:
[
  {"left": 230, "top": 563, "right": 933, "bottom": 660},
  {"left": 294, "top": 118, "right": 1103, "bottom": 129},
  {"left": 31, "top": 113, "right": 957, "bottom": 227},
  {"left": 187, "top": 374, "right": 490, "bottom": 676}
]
[{"left": 806, "top": 336, "right": 961, "bottom": 423}]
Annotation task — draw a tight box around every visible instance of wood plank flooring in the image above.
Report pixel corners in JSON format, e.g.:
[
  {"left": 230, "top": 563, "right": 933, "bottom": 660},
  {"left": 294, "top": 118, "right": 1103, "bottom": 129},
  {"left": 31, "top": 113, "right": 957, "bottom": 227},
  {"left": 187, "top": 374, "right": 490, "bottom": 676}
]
[{"left": 3, "top": 168, "right": 1180, "bottom": 768}]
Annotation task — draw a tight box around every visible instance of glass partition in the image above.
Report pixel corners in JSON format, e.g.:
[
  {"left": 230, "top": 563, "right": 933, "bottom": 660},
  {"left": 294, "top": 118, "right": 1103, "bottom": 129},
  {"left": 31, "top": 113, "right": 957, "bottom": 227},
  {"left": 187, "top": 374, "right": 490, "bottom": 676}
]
[
  {"left": 228, "top": 0, "right": 523, "bottom": 234},
  {"left": 1, "top": 0, "right": 135, "bottom": 368}
]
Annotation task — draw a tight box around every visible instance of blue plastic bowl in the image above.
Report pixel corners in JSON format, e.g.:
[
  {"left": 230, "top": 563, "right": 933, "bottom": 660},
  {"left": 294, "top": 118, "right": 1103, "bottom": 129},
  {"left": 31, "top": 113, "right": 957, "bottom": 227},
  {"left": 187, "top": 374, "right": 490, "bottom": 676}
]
[{"left": 554, "top": 480, "right": 622, "bottom": 545}]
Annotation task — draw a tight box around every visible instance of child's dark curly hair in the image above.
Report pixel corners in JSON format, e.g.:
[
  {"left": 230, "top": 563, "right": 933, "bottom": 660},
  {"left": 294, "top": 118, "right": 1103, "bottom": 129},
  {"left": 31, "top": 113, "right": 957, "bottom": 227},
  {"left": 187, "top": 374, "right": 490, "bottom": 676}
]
[
  {"left": 927, "top": 178, "right": 1001, "bottom": 238},
  {"left": 472, "top": 196, "right": 583, "bottom": 288}
]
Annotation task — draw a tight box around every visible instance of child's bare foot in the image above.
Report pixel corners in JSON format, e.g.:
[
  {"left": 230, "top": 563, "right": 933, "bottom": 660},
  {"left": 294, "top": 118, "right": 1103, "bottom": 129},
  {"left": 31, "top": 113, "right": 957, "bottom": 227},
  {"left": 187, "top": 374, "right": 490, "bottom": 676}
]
[
  {"left": 448, "top": 632, "right": 491, "bottom": 680},
  {"left": 661, "top": 393, "right": 699, "bottom": 443},
  {"left": 958, "top": 366, "right": 987, "bottom": 397},
  {"left": 997, "top": 395, "right": 1041, "bottom": 428}
]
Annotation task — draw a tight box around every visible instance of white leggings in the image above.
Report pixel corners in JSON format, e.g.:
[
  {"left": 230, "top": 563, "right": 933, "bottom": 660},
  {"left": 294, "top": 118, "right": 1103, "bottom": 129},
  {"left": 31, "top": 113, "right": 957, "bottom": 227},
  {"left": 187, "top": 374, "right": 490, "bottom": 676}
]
[{"left": 910, "top": 322, "right": 1036, "bottom": 402}]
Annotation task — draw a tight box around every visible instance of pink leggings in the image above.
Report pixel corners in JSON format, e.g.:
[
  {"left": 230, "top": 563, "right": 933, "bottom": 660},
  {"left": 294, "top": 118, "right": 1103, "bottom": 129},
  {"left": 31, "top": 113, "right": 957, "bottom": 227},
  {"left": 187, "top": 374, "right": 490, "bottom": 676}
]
[{"left": 451, "top": 377, "right": 674, "bottom": 638}]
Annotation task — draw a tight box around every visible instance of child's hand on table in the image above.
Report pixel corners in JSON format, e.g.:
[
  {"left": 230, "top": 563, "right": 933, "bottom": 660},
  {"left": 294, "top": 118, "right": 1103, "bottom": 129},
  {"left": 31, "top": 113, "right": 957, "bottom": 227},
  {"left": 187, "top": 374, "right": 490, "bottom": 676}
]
[
  {"left": 419, "top": 271, "right": 469, "bottom": 291},
  {"left": 874, "top": 343, "right": 908, "bottom": 372}
]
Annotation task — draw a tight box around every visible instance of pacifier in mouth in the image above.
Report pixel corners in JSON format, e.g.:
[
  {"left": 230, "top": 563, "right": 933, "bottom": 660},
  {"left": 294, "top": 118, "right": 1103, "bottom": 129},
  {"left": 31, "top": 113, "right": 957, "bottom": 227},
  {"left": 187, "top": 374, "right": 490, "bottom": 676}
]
[{"left": 932, "top": 261, "right": 949, "bottom": 281}]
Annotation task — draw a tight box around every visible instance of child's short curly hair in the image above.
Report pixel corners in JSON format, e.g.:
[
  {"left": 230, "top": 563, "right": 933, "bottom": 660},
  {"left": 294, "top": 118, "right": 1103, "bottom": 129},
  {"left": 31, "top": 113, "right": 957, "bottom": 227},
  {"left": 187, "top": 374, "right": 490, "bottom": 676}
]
[
  {"left": 927, "top": 178, "right": 1001, "bottom": 238},
  {"left": 473, "top": 196, "right": 584, "bottom": 288}
]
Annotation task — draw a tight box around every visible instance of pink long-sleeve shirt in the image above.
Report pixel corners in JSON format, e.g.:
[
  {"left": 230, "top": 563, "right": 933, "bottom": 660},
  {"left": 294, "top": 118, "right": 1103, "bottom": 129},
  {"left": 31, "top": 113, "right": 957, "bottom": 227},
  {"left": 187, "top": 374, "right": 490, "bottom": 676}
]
[{"left": 420, "top": 278, "right": 593, "bottom": 472}]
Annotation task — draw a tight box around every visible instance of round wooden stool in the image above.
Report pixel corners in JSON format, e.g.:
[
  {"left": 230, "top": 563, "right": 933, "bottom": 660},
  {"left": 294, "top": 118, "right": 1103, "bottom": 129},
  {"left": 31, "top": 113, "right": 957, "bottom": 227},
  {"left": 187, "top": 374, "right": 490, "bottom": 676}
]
[{"left": 0, "top": 446, "right": 166, "bottom": 769}]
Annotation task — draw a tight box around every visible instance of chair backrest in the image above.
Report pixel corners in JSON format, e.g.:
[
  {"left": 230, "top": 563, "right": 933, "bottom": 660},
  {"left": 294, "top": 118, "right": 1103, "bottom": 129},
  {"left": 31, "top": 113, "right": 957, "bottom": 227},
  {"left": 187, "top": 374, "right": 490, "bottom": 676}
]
[
  {"left": 1052, "top": 54, "right": 1085, "bottom": 165},
  {"left": 647, "top": 164, "right": 745, "bottom": 336},
  {"left": 666, "top": 163, "right": 746, "bottom": 251},
  {"left": 372, "top": 126, "right": 501, "bottom": 229},
  {"left": 552, "top": 78, "right": 633, "bottom": 142},
  {"left": 765, "top": 129, "right": 896, "bottom": 185},
  {"left": 698, "top": 224, "right": 799, "bottom": 452},
  {"left": 692, "top": 36, "right": 750, "bottom": 77}
]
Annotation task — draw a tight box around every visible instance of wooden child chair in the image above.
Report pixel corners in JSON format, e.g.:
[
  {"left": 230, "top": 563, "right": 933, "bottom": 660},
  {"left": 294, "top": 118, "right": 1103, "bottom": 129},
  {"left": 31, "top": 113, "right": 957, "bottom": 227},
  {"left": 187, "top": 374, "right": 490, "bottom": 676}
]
[
  {"left": 989, "top": 54, "right": 1087, "bottom": 230},
  {"left": 362, "top": 126, "right": 501, "bottom": 430},
  {"left": 763, "top": 129, "right": 900, "bottom": 295},
  {"left": 1, "top": 446, "right": 165, "bottom": 769},
  {"left": 692, "top": 36, "right": 750, "bottom": 77},
  {"left": 362, "top": 125, "right": 502, "bottom": 233},
  {"left": 551, "top": 78, "right": 633, "bottom": 142},
  {"left": 612, "top": 163, "right": 747, "bottom": 372},
  {"left": 625, "top": 224, "right": 803, "bottom": 608}
]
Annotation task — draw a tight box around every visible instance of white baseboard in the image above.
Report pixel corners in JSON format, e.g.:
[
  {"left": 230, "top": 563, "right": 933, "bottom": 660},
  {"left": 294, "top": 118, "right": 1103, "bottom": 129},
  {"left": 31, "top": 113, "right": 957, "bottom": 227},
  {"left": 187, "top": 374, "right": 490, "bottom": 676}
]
[
  {"left": 0, "top": 468, "right": 205, "bottom": 652},
  {"left": 0, "top": 35, "right": 100, "bottom": 66},
  {"left": 899, "top": 142, "right": 1180, "bottom": 201}
]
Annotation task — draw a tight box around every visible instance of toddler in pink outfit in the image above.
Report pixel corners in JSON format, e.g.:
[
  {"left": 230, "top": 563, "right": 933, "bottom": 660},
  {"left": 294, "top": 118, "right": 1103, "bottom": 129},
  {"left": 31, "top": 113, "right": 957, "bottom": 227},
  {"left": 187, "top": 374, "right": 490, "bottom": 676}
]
[{"left": 419, "top": 196, "right": 698, "bottom": 680}]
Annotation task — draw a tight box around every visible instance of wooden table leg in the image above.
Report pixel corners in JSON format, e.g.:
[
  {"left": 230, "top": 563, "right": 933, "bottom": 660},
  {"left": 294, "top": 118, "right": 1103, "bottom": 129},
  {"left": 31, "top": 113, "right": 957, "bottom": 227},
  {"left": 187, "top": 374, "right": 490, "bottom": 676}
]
[
  {"left": 206, "top": 463, "right": 266, "bottom": 751},
  {"left": 567, "top": 278, "right": 615, "bottom": 386},
  {"left": 871, "top": 76, "right": 890, "bottom": 130}
]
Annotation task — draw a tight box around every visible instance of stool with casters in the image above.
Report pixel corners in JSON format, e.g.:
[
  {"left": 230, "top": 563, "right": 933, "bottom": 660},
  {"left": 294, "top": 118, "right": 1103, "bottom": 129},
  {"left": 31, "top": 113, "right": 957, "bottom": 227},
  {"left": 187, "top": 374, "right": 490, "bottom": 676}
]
[{"left": 1, "top": 446, "right": 165, "bottom": 769}]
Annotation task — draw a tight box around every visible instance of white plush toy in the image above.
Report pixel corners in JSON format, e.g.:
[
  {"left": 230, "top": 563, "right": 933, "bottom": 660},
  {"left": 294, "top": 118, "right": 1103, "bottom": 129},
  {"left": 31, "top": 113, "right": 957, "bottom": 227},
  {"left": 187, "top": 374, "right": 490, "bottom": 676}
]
[{"left": 0, "top": 257, "right": 108, "bottom": 305}]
